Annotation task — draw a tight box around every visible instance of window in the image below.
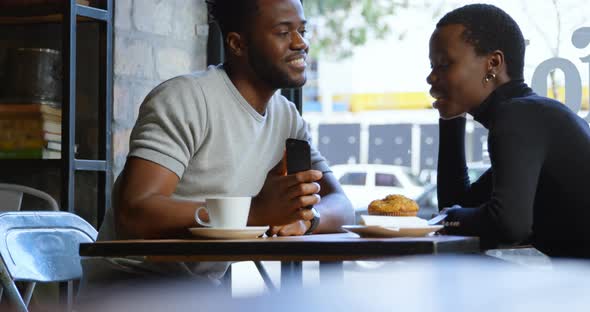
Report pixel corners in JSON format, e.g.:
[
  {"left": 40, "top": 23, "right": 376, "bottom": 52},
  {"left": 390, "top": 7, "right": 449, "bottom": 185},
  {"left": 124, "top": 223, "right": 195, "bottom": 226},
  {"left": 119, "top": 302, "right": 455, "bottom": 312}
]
[
  {"left": 338, "top": 172, "right": 366, "bottom": 186},
  {"left": 402, "top": 167, "right": 424, "bottom": 187},
  {"left": 303, "top": 0, "right": 588, "bottom": 210},
  {"left": 375, "top": 173, "right": 401, "bottom": 187}
]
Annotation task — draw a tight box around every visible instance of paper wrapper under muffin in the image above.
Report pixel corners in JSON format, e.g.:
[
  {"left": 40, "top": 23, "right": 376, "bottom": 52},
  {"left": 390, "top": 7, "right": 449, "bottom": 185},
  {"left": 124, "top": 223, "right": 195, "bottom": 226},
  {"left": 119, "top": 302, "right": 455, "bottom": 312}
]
[
  {"left": 369, "top": 211, "right": 418, "bottom": 216},
  {"left": 368, "top": 194, "right": 419, "bottom": 216}
]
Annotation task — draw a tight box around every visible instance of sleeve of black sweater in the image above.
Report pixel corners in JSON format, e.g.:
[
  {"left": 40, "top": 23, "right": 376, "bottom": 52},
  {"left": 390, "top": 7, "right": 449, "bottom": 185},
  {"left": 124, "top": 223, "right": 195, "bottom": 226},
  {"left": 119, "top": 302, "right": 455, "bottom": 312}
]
[
  {"left": 437, "top": 118, "right": 493, "bottom": 208},
  {"left": 438, "top": 114, "right": 544, "bottom": 244}
]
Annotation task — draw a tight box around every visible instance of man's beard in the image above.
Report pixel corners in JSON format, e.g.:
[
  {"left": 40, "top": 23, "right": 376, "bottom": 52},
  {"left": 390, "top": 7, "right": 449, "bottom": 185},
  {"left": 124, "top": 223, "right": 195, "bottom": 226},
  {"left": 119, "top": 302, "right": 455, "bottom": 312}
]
[{"left": 248, "top": 46, "right": 306, "bottom": 89}]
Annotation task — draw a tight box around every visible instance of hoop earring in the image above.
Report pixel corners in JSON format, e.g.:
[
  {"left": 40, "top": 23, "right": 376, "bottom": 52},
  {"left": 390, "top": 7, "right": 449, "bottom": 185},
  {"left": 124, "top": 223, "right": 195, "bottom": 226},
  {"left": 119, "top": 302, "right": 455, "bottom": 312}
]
[{"left": 484, "top": 73, "right": 496, "bottom": 83}]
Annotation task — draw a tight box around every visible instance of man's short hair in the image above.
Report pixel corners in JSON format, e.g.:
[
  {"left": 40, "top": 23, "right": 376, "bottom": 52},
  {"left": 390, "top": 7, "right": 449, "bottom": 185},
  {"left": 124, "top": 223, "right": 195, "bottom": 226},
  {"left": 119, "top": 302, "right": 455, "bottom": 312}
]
[
  {"left": 207, "top": 0, "right": 260, "bottom": 39},
  {"left": 437, "top": 4, "right": 526, "bottom": 80}
]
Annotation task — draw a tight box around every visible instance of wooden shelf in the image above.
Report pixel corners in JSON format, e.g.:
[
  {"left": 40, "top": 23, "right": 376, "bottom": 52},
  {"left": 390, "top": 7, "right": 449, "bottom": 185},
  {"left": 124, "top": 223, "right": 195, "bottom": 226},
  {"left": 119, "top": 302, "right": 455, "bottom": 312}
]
[
  {"left": 0, "top": 15, "right": 92, "bottom": 25},
  {"left": 0, "top": 159, "right": 108, "bottom": 171},
  {"left": 0, "top": 2, "right": 107, "bottom": 25},
  {"left": 0, "top": 159, "right": 62, "bottom": 169}
]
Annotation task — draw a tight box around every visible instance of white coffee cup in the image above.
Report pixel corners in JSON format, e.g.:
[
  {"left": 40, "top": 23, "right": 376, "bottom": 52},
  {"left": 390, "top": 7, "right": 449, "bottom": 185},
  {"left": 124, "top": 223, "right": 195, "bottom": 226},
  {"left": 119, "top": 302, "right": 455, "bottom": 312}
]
[{"left": 195, "top": 197, "right": 251, "bottom": 228}]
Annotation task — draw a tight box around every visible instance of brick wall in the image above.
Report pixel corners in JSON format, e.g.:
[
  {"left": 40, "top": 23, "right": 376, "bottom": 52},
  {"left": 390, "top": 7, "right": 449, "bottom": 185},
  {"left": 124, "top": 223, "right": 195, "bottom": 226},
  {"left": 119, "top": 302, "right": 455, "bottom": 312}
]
[{"left": 112, "top": 0, "right": 209, "bottom": 177}]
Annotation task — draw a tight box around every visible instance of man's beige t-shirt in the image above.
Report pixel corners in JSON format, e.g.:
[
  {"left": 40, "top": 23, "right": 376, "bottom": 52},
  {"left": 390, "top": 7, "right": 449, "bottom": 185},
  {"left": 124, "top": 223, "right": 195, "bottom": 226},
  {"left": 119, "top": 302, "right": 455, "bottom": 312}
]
[{"left": 89, "top": 65, "right": 329, "bottom": 283}]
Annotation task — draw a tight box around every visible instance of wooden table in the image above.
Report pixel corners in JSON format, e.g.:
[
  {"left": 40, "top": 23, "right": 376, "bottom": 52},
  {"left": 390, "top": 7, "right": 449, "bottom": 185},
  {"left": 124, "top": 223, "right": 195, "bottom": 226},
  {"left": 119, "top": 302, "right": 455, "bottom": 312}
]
[{"left": 79, "top": 233, "right": 479, "bottom": 288}]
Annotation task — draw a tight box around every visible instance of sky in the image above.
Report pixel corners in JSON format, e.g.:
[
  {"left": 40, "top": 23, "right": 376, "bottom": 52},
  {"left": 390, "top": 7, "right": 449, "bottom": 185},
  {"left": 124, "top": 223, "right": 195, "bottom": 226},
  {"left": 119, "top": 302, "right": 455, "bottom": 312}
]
[{"left": 316, "top": 0, "right": 590, "bottom": 95}]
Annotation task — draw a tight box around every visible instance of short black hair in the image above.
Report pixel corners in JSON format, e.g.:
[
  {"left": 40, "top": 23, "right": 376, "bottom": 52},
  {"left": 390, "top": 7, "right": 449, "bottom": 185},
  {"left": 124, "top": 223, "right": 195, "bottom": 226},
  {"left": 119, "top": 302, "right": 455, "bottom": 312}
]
[
  {"left": 206, "top": 0, "right": 260, "bottom": 39},
  {"left": 437, "top": 4, "right": 525, "bottom": 80}
]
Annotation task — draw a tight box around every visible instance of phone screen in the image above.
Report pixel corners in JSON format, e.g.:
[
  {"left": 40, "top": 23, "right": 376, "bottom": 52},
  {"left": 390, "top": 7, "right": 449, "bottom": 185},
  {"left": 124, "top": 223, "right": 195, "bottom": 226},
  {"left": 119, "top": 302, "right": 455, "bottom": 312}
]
[{"left": 286, "top": 138, "right": 312, "bottom": 175}]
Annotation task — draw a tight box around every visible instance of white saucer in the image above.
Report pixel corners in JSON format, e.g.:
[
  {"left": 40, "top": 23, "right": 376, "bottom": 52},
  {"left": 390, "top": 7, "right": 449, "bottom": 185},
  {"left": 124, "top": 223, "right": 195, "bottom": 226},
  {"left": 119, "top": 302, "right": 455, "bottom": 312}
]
[
  {"left": 341, "top": 225, "right": 443, "bottom": 238},
  {"left": 188, "top": 226, "right": 269, "bottom": 240}
]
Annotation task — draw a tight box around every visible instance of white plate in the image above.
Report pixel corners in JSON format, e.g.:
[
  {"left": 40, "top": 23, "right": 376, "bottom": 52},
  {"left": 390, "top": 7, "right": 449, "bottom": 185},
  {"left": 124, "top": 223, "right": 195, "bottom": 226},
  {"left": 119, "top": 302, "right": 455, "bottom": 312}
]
[
  {"left": 188, "top": 226, "right": 269, "bottom": 240},
  {"left": 341, "top": 225, "right": 443, "bottom": 238}
]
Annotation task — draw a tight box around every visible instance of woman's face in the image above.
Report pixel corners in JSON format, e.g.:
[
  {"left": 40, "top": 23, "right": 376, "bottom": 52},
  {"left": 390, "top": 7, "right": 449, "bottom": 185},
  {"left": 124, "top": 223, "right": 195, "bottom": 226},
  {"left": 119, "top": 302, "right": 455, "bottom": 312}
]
[{"left": 426, "top": 24, "right": 492, "bottom": 119}]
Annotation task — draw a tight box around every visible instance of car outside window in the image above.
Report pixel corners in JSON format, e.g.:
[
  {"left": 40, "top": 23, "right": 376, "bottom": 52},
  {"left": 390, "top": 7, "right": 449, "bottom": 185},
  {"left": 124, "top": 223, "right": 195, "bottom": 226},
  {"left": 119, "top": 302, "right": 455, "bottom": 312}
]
[
  {"left": 375, "top": 173, "right": 401, "bottom": 187},
  {"left": 402, "top": 167, "right": 424, "bottom": 186},
  {"left": 338, "top": 172, "right": 366, "bottom": 186}
]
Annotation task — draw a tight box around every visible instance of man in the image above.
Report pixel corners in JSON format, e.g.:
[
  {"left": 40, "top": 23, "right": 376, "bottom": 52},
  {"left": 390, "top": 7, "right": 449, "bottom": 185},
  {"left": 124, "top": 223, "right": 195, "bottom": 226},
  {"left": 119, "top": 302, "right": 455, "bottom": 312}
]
[{"left": 81, "top": 0, "right": 353, "bottom": 291}]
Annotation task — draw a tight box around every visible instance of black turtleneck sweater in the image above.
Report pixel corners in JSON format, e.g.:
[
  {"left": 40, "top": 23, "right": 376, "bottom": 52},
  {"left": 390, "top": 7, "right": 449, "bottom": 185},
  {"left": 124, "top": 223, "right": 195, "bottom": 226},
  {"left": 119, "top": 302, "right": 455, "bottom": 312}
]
[{"left": 438, "top": 80, "right": 590, "bottom": 258}]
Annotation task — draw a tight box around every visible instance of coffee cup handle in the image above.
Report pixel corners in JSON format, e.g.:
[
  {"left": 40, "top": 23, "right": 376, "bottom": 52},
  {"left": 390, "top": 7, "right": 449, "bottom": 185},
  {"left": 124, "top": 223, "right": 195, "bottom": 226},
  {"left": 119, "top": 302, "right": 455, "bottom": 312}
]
[{"left": 195, "top": 206, "right": 211, "bottom": 227}]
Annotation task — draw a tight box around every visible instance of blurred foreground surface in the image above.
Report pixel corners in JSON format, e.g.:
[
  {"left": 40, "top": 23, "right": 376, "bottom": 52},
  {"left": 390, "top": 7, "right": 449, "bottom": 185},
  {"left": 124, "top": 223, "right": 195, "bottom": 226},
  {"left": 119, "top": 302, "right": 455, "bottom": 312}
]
[{"left": 75, "top": 255, "right": 590, "bottom": 312}]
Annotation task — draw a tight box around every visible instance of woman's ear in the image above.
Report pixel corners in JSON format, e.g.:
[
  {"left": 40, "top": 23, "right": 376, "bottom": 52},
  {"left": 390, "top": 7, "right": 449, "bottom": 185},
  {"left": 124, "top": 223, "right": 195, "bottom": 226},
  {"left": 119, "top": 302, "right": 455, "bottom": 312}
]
[
  {"left": 226, "top": 32, "right": 247, "bottom": 57},
  {"left": 488, "top": 50, "right": 505, "bottom": 73}
]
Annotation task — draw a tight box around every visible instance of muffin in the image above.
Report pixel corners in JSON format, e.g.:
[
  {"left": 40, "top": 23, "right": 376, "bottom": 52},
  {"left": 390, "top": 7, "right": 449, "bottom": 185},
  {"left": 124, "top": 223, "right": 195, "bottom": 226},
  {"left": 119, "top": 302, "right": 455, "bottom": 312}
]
[{"left": 368, "top": 194, "right": 419, "bottom": 216}]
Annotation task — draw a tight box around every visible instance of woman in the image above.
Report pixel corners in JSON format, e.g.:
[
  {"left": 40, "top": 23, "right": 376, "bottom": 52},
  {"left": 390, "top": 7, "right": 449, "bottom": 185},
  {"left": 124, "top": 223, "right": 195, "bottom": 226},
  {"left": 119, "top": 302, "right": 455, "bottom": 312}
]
[{"left": 427, "top": 4, "right": 590, "bottom": 258}]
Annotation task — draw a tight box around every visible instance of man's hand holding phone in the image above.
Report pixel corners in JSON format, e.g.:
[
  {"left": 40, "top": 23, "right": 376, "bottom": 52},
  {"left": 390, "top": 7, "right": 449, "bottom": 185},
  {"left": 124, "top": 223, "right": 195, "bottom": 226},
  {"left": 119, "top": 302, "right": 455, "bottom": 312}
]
[{"left": 249, "top": 139, "right": 322, "bottom": 233}]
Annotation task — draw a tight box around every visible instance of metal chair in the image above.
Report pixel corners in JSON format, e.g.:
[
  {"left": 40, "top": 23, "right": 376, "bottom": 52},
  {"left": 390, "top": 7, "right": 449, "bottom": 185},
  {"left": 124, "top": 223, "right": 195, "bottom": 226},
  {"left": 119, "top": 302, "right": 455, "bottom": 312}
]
[
  {"left": 0, "top": 184, "right": 60, "bottom": 309},
  {"left": 0, "top": 183, "right": 59, "bottom": 212},
  {"left": 0, "top": 211, "right": 98, "bottom": 311}
]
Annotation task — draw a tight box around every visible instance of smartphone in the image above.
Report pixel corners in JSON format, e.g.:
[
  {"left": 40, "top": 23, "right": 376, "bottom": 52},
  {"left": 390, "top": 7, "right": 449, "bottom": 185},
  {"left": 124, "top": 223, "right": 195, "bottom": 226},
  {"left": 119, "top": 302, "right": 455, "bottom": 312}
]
[
  {"left": 286, "top": 138, "right": 312, "bottom": 175},
  {"left": 286, "top": 138, "right": 314, "bottom": 210}
]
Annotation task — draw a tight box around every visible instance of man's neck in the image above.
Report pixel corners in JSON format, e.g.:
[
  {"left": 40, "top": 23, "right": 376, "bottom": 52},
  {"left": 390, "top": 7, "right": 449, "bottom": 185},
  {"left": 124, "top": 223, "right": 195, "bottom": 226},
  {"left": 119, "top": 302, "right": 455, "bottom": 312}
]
[{"left": 225, "top": 62, "right": 276, "bottom": 115}]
